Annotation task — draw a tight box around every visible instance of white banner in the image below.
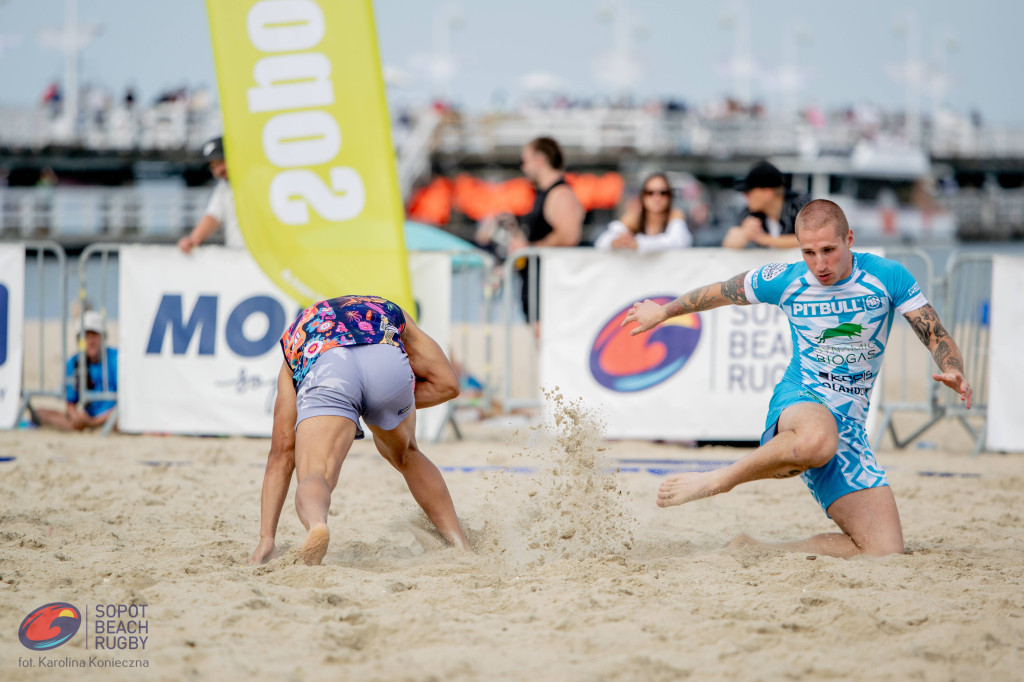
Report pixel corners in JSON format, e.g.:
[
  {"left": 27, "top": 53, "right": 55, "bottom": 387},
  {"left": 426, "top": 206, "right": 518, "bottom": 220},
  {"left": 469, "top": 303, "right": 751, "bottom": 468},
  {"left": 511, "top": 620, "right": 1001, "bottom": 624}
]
[
  {"left": 0, "top": 245, "right": 25, "bottom": 429},
  {"left": 119, "top": 247, "right": 455, "bottom": 438},
  {"left": 540, "top": 248, "right": 881, "bottom": 441},
  {"left": 408, "top": 252, "right": 452, "bottom": 442},
  {"left": 987, "top": 256, "right": 1024, "bottom": 452},
  {"left": 120, "top": 246, "right": 298, "bottom": 436}
]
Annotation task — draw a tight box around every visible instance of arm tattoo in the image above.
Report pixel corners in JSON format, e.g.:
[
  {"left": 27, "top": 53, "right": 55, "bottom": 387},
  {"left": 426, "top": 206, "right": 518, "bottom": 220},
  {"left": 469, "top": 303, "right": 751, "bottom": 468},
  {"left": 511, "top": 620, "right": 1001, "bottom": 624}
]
[
  {"left": 934, "top": 339, "right": 965, "bottom": 374},
  {"left": 908, "top": 304, "right": 949, "bottom": 346},
  {"left": 721, "top": 272, "right": 752, "bottom": 306},
  {"left": 672, "top": 272, "right": 751, "bottom": 315},
  {"left": 773, "top": 469, "right": 802, "bottom": 479},
  {"left": 907, "top": 304, "right": 965, "bottom": 374}
]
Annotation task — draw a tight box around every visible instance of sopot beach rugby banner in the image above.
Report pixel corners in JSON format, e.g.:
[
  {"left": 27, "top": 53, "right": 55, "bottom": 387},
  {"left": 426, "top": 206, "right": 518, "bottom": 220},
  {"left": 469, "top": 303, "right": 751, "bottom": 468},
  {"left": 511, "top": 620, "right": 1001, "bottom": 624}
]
[
  {"left": 539, "top": 249, "right": 882, "bottom": 441},
  {"left": 206, "top": 0, "right": 414, "bottom": 312}
]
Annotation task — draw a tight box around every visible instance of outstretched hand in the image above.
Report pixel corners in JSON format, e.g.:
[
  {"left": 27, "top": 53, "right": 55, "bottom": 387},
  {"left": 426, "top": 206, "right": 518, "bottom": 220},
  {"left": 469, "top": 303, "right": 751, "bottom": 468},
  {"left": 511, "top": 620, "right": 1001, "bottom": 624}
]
[
  {"left": 933, "top": 371, "right": 972, "bottom": 409},
  {"left": 621, "top": 299, "right": 667, "bottom": 336}
]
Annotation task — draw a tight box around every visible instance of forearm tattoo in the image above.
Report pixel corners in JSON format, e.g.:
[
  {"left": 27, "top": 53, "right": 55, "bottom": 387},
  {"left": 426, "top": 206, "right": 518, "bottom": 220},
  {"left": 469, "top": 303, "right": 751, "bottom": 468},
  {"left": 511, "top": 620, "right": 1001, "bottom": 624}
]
[
  {"left": 908, "top": 304, "right": 964, "bottom": 374},
  {"left": 934, "top": 339, "right": 965, "bottom": 374},
  {"left": 721, "top": 272, "right": 752, "bottom": 306},
  {"left": 672, "top": 272, "right": 750, "bottom": 315}
]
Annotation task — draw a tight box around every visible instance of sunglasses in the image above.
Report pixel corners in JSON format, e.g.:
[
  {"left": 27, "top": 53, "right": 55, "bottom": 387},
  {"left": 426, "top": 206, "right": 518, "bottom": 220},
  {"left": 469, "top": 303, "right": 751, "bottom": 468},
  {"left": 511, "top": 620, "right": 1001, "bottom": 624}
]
[{"left": 643, "top": 188, "right": 672, "bottom": 197}]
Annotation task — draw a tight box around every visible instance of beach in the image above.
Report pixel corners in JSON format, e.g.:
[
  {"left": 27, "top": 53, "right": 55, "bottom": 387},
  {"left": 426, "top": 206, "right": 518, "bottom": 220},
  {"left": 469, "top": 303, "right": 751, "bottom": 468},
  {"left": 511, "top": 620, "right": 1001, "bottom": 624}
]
[{"left": 1, "top": 405, "right": 1022, "bottom": 681}]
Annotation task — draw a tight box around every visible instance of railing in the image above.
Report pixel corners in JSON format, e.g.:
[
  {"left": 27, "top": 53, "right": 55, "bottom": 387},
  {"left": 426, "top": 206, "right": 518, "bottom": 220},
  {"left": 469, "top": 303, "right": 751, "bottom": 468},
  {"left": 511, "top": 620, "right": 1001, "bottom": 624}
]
[
  {"left": 18, "top": 241, "right": 67, "bottom": 424},
  {"left": 6, "top": 103, "right": 1024, "bottom": 159},
  {"left": 435, "top": 110, "right": 1024, "bottom": 159},
  {"left": 75, "top": 243, "right": 121, "bottom": 436},
  {"left": 870, "top": 247, "right": 940, "bottom": 450},
  {"left": 0, "top": 186, "right": 212, "bottom": 243},
  {"left": 871, "top": 249, "right": 992, "bottom": 457}
]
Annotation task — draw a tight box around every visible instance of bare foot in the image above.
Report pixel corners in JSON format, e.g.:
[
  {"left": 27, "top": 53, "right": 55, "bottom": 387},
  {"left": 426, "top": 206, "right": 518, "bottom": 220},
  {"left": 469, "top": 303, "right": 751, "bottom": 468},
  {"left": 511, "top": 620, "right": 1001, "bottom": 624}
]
[
  {"left": 298, "top": 524, "right": 330, "bottom": 566},
  {"left": 249, "top": 538, "right": 276, "bottom": 565},
  {"left": 656, "top": 471, "right": 727, "bottom": 507}
]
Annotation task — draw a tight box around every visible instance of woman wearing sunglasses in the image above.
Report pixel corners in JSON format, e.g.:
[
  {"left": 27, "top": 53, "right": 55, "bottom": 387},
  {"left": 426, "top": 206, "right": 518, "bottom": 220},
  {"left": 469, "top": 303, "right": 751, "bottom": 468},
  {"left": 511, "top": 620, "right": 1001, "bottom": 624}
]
[{"left": 594, "top": 172, "right": 692, "bottom": 252}]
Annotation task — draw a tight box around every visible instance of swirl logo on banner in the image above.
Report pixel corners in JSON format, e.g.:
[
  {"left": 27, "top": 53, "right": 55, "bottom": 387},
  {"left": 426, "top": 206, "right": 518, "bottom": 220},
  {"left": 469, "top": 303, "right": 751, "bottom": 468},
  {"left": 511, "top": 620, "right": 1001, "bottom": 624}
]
[{"left": 589, "top": 296, "right": 701, "bottom": 392}]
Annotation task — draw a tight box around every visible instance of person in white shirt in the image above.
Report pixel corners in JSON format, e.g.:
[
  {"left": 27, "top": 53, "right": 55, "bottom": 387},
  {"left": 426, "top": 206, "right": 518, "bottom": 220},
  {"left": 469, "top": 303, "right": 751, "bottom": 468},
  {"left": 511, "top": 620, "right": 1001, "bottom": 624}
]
[
  {"left": 177, "top": 136, "right": 244, "bottom": 252},
  {"left": 594, "top": 172, "right": 692, "bottom": 253}
]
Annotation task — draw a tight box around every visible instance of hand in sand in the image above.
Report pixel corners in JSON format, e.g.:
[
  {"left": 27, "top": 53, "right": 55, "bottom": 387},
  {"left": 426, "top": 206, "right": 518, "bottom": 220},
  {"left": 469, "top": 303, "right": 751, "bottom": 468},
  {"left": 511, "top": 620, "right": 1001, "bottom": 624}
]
[
  {"left": 933, "top": 371, "right": 972, "bottom": 409},
  {"left": 621, "top": 299, "right": 667, "bottom": 336}
]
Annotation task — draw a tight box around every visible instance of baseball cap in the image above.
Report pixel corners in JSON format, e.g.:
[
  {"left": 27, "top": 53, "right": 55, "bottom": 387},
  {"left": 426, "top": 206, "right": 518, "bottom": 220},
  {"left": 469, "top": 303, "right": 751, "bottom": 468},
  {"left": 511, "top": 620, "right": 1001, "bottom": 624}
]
[
  {"left": 81, "top": 310, "right": 104, "bottom": 335},
  {"left": 736, "top": 161, "right": 784, "bottom": 192},
  {"left": 202, "top": 136, "right": 224, "bottom": 161}
]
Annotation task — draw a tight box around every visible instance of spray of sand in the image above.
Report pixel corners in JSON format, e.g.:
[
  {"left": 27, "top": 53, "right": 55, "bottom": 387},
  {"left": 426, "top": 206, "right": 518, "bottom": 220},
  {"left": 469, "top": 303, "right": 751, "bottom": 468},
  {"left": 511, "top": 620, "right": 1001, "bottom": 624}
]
[{"left": 481, "top": 389, "right": 638, "bottom": 576}]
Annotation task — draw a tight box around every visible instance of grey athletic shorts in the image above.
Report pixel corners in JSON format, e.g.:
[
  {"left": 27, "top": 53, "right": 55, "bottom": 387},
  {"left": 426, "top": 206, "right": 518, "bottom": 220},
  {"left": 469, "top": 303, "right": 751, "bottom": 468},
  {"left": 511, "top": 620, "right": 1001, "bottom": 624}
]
[{"left": 295, "top": 344, "right": 415, "bottom": 437}]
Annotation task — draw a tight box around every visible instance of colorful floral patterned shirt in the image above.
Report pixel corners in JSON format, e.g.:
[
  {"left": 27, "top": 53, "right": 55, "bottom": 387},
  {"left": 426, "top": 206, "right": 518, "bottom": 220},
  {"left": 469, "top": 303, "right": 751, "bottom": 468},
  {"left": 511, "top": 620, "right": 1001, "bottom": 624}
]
[{"left": 280, "top": 295, "right": 407, "bottom": 389}]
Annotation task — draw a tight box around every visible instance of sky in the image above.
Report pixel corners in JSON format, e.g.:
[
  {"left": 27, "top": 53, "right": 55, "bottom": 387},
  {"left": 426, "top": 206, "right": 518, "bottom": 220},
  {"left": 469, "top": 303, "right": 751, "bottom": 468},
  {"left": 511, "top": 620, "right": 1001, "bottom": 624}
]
[{"left": 0, "top": 0, "right": 1021, "bottom": 123}]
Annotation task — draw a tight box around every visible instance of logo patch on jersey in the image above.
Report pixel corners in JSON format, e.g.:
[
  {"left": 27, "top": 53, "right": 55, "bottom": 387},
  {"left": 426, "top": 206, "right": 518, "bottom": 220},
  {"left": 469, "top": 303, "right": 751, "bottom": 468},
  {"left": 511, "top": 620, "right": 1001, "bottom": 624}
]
[
  {"left": 760, "top": 263, "right": 786, "bottom": 281},
  {"left": 816, "top": 323, "right": 864, "bottom": 343},
  {"left": 791, "top": 295, "right": 879, "bottom": 317}
]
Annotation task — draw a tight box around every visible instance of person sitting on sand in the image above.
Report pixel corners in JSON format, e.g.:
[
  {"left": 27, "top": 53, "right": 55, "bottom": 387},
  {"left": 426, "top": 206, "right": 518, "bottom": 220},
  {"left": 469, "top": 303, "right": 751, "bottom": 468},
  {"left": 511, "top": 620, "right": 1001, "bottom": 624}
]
[
  {"left": 622, "top": 199, "right": 972, "bottom": 558},
  {"left": 33, "top": 310, "right": 118, "bottom": 432},
  {"left": 249, "top": 295, "right": 470, "bottom": 566}
]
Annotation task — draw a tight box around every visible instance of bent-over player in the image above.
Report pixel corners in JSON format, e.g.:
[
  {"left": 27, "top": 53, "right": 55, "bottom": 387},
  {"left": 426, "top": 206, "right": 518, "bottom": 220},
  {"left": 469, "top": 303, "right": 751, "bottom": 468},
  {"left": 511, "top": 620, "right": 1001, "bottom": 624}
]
[{"left": 249, "top": 295, "right": 469, "bottom": 565}]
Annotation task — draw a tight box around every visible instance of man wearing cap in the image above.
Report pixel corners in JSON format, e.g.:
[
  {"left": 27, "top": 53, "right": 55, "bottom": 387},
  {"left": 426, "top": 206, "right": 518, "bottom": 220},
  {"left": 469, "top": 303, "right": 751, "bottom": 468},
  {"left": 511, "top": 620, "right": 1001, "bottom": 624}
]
[
  {"left": 722, "top": 161, "right": 811, "bottom": 250},
  {"left": 177, "top": 136, "right": 244, "bottom": 253},
  {"left": 32, "top": 311, "right": 118, "bottom": 431}
]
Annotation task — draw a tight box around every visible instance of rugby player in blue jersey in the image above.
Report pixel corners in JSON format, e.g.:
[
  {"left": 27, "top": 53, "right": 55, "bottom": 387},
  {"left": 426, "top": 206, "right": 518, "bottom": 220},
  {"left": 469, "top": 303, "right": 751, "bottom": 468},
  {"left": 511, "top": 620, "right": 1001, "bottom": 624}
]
[{"left": 622, "top": 199, "right": 972, "bottom": 558}]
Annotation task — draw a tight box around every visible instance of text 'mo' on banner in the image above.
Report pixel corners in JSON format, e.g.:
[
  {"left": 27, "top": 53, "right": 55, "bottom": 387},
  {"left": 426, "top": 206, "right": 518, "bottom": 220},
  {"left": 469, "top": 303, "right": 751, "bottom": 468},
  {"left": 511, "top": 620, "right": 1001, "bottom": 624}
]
[{"left": 206, "top": 0, "right": 414, "bottom": 312}]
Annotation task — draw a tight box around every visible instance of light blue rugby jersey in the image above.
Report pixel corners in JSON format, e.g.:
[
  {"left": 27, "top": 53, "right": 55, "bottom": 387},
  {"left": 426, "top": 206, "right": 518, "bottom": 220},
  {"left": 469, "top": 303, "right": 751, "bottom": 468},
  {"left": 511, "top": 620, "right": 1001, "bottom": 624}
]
[{"left": 743, "top": 252, "right": 929, "bottom": 424}]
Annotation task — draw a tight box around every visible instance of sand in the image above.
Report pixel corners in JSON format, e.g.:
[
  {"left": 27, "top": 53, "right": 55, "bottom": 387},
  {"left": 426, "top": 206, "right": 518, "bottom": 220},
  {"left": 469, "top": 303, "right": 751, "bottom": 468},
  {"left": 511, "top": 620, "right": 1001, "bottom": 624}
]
[{"left": 1, "top": 402, "right": 1022, "bottom": 681}]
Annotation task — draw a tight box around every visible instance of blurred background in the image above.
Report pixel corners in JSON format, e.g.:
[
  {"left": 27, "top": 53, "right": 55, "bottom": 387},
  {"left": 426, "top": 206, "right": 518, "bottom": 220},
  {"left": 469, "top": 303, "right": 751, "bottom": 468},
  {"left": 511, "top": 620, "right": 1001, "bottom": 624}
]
[{"left": 1, "top": 0, "right": 1022, "bottom": 249}]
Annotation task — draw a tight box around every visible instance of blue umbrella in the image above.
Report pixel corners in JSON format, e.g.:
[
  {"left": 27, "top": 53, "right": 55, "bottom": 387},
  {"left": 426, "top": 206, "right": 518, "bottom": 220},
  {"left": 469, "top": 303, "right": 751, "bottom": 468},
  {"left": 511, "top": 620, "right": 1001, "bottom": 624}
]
[{"left": 403, "top": 220, "right": 487, "bottom": 268}]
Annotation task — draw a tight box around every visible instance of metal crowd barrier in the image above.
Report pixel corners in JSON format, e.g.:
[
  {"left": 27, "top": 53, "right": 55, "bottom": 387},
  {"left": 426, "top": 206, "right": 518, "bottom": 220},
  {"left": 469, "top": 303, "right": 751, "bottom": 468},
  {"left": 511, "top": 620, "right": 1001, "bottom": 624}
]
[
  {"left": 941, "top": 252, "right": 992, "bottom": 457},
  {"left": 17, "top": 241, "right": 68, "bottom": 425},
  {"left": 76, "top": 243, "right": 122, "bottom": 435},
  {"left": 871, "top": 247, "right": 939, "bottom": 450},
  {"left": 871, "top": 249, "right": 992, "bottom": 457},
  {"left": 500, "top": 247, "right": 545, "bottom": 413}
]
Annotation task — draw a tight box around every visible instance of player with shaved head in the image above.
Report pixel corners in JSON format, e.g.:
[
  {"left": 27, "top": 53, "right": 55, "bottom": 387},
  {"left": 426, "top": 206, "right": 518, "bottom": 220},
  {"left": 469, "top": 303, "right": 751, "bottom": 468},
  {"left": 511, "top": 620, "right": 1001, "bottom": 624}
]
[{"left": 623, "top": 199, "right": 972, "bottom": 558}]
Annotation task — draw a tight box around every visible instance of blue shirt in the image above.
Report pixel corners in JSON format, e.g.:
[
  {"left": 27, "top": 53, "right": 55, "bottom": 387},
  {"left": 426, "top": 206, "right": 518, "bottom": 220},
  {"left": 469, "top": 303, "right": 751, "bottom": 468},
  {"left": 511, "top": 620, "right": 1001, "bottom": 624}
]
[
  {"left": 65, "top": 348, "right": 118, "bottom": 417},
  {"left": 743, "top": 252, "right": 928, "bottom": 423}
]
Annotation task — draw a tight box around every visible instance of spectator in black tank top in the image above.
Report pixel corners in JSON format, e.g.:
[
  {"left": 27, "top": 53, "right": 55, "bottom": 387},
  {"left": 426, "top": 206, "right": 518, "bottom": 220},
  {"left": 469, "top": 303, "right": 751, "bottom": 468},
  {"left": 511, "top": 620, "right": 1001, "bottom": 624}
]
[{"left": 506, "top": 137, "right": 585, "bottom": 319}]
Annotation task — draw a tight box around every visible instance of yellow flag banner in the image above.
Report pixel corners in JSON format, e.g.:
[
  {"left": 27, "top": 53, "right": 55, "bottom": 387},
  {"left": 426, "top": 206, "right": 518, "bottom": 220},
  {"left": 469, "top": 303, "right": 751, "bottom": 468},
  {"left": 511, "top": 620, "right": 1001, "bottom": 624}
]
[{"left": 205, "top": 0, "right": 413, "bottom": 311}]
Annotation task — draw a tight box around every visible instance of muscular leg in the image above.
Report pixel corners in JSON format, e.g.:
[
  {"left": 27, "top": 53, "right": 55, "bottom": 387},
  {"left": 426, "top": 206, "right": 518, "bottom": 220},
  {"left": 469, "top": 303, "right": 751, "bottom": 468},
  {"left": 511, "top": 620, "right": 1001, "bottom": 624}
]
[
  {"left": 367, "top": 412, "right": 470, "bottom": 550},
  {"left": 293, "top": 415, "right": 358, "bottom": 565},
  {"left": 766, "top": 486, "right": 905, "bottom": 558},
  {"left": 657, "top": 402, "right": 838, "bottom": 507},
  {"left": 249, "top": 363, "right": 298, "bottom": 565}
]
